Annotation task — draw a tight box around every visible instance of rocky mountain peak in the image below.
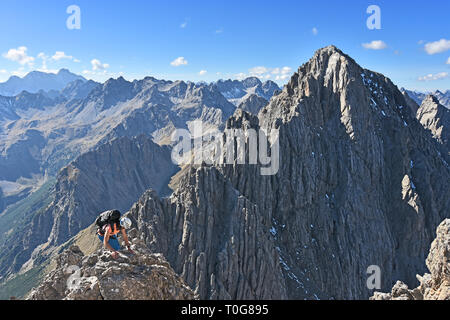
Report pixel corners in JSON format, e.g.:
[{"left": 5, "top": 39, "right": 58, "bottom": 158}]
[
  {"left": 262, "top": 45, "right": 413, "bottom": 140},
  {"left": 242, "top": 77, "right": 262, "bottom": 89},
  {"left": 84, "top": 76, "right": 135, "bottom": 111}
]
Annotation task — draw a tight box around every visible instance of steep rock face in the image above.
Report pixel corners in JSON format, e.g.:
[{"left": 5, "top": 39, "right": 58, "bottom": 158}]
[
  {"left": 27, "top": 230, "right": 196, "bottom": 300},
  {"left": 115, "top": 46, "right": 450, "bottom": 300},
  {"left": 400, "top": 88, "right": 420, "bottom": 116},
  {"left": 0, "top": 129, "right": 46, "bottom": 180},
  {"left": 219, "top": 46, "right": 450, "bottom": 299},
  {"left": 416, "top": 95, "right": 449, "bottom": 153},
  {"left": 371, "top": 219, "right": 450, "bottom": 300},
  {"left": 128, "top": 167, "right": 288, "bottom": 300}
]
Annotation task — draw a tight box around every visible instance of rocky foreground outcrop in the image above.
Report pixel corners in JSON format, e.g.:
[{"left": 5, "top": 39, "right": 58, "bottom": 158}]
[
  {"left": 27, "top": 229, "right": 196, "bottom": 300},
  {"left": 371, "top": 219, "right": 450, "bottom": 300}
]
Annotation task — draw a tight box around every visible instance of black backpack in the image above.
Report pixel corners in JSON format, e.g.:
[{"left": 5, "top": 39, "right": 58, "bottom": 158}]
[{"left": 95, "top": 210, "right": 121, "bottom": 230}]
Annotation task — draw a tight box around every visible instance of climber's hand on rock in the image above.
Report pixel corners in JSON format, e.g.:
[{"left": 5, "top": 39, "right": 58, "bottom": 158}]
[
  {"left": 127, "top": 245, "right": 135, "bottom": 255},
  {"left": 111, "top": 251, "right": 119, "bottom": 259}
]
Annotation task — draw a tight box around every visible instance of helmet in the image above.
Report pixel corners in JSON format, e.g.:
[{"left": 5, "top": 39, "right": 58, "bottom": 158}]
[{"left": 120, "top": 217, "right": 132, "bottom": 229}]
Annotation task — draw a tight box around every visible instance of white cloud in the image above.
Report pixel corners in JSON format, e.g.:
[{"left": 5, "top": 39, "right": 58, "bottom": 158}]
[
  {"left": 271, "top": 66, "right": 291, "bottom": 76},
  {"left": 52, "top": 51, "right": 73, "bottom": 61},
  {"left": 275, "top": 74, "right": 290, "bottom": 81},
  {"left": 249, "top": 66, "right": 269, "bottom": 75},
  {"left": 170, "top": 57, "right": 188, "bottom": 67},
  {"left": 199, "top": 70, "right": 207, "bottom": 75},
  {"left": 236, "top": 66, "right": 292, "bottom": 82},
  {"left": 281, "top": 66, "right": 291, "bottom": 74},
  {"left": 447, "top": 57, "right": 450, "bottom": 65},
  {"left": 2, "top": 46, "right": 35, "bottom": 66},
  {"left": 37, "top": 52, "right": 49, "bottom": 71},
  {"left": 362, "top": 40, "right": 387, "bottom": 50},
  {"left": 82, "top": 69, "right": 124, "bottom": 82},
  {"left": 36, "top": 68, "right": 59, "bottom": 74},
  {"left": 180, "top": 22, "right": 187, "bottom": 28},
  {"left": 424, "top": 39, "right": 450, "bottom": 55},
  {"left": 37, "top": 52, "right": 47, "bottom": 59},
  {"left": 418, "top": 72, "right": 448, "bottom": 81},
  {"left": 0, "top": 69, "right": 7, "bottom": 74},
  {"left": 91, "top": 59, "right": 110, "bottom": 71},
  {"left": 312, "top": 27, "right": 318, "bottom": 36},
  {"left": 36, "top": 51, "right": 79, "bottom": 71},
  {"left": 215, "top": 28, "right": 223, "bottom": 34},
  {"left": 235, "top": 72, "right": 246, "bottom": 80}
]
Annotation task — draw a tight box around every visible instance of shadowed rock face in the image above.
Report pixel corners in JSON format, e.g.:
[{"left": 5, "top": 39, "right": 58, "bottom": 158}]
[
  {"left": 125, "top": 46, "right": 449, "bottom": 300},
  {"left": 127, "top": 168, "right": 288, "bottom": 300},
  {"left": 27, "top": 230, "right": 196, "bottom": 300},
  {"left": 371, "top": 219, "right": 450, "bottom": 300}
]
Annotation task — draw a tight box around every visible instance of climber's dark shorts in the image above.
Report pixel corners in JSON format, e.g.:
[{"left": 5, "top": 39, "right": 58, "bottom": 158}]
[{"left": 98, "top": 235, "right": 120, "bottom": 251}]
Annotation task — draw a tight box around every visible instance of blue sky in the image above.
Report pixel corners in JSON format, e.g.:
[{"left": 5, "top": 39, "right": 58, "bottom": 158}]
[{"left": 0, "top": 0, "right": 449, "bottom": 91}]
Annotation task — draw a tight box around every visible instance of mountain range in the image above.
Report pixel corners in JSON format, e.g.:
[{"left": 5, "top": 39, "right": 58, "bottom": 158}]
[
  {"left": 0, "top": 46, "right": 448, "bottom": 300},
  {"left": 0, "top": 69, "right": 86, "bottom": 97},
  {"left": 0, "top": 74, "right": 279, "bottom": 213}
]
